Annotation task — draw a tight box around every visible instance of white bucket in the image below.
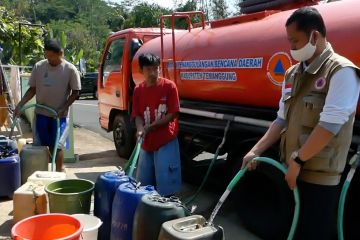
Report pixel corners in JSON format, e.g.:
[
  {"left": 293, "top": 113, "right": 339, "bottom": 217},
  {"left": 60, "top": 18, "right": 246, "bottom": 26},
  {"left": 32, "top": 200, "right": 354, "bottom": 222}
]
[{"left": 72, "top": 214, "right": 102, "bottom": 240}]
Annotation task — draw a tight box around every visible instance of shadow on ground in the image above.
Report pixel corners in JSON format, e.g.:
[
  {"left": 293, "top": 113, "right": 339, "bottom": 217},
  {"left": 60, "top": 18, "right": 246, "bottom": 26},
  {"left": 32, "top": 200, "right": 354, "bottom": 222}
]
[
  {"left": 79, "top": 150, "right": 119, "bottom": 161},
  {"left": 74, "top": 171, "right": 122, "bottom": 183},
  {"left": 0, "top": 197, "right": 11, "bottom": 204},
  {"left": 0, "top": 220, "right": 12, "bottom": 239}
]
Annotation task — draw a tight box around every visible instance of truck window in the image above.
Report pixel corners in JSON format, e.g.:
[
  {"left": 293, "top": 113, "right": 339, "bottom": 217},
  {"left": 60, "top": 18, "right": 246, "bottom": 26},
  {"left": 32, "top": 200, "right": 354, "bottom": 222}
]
[
  {"left": 130, "top": 39, "right": 142, "bottom": 59},
  {"left": 102, "top": 38, "right": 125, "bottom": 85}
]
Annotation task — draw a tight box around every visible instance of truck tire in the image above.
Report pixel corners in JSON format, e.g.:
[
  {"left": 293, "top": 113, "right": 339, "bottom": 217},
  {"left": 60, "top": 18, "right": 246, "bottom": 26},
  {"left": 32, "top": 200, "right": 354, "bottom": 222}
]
[{"left": 113, "top": 114, "right": 135, "bottom": 159}]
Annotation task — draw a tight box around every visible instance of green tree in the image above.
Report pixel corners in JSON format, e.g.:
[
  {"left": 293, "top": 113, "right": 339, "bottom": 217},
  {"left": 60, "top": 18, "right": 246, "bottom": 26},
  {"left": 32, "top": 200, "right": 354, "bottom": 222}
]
[
  {"left": 123, "top": 3, "right": 170, "bottom": 28},
  {"left": 211, "top": 0, "right": 228, "bottom": 19},
  {"left": 1, "top": 0, "right": 33, "bottom": 21},
  {"left": 48, "top": 20, "right": 101, "bottom": 71},
  {"left": 235, "top": 0, "right": 243, "bottom": 15},
  {"left": 34, "top": 0, "right": 77, "bottom": 23},
  {"left": 0, "top": 6, "right": 44, "bottom": 65},
  {"left": 58, "top": 31, "right": 83, "bottom": 66},
  {"left": 1, "top": 0, "right": 211, "bottom": 71},
  {"left": 106, "top": 3, "right": 128, "bottom": 31},
  {"left": 175, "top": 0, "right": 198, "bottom": 13},
  {"left": 174, "top": 0, "right": 202, "bottom": 29},
  {"left": 116, "top": 0, "right": 136, "bottom": 12}
]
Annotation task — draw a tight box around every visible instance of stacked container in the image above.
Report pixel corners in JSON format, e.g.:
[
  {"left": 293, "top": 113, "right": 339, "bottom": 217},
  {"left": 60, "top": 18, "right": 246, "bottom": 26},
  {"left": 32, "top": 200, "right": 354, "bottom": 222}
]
[
  {"left": 20, "top": 144, "right": 49, "bottom": 184},
  {"left": 13, "top": 181, "right": 47, "bottom": 223},
  {"left": 27, "top": 171, "right": 67, "bottom": 186},
  {"left": 133, "top": 195, "right": 186, "bottom": 240},
  {"left": 0, "top": 136, "right": 20, "bottom": 198},
  {"left": 110, "top": 181, "right": 156, "bottom": 240},
  {"left": 94, "top": 170, "right": 129, "bottom": 240},
  {"left": 0, "top": 155, "right": 20, "bottom": 198}
]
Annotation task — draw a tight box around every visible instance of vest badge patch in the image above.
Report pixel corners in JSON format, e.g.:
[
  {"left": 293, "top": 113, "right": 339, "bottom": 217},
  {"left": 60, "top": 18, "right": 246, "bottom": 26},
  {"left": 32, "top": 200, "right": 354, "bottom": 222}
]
[
  {"left": 284, "top": 83, "right": 292, "bottom": 94},
  {"left": 315, "top": 77, "right": 326, "bottom": 90}
]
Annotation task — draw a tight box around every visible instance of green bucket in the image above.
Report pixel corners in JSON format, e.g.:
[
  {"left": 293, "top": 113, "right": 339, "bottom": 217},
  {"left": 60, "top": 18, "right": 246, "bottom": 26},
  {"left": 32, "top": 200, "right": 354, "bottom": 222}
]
[{"left": 45, "top": 179, "right": 94, "bottom": 214}]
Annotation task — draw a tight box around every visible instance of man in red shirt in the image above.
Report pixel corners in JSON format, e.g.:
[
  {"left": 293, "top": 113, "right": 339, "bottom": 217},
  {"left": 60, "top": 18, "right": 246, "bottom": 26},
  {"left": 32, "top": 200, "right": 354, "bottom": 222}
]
[{"left": 132, "top": 53, "right": 181, "bottom": 196}]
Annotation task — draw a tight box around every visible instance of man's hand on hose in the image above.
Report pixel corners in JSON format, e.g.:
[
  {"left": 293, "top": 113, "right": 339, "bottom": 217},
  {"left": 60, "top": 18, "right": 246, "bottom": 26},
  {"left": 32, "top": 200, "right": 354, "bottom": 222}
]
[
  {"left": 136, "top": 126, "right": 145, "bottom": 138},
  {"left": 242, "top": 151, "right": 259, "bottom": 170},
  {"left": 285, "top": 158, "right": 301, "bottom": 190},
  {"left": 14, "top": 104, "right": 22, "bottom": 117},
  {"left": 58, "top": 107, "right": 68, "bottom": 118}
]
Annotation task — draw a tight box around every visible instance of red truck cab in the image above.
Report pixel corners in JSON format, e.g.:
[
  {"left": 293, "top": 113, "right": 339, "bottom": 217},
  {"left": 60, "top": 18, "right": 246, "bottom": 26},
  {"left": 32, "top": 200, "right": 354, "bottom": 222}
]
[{"left": 98, "top": 28, "right": 163, "bottom": 157}]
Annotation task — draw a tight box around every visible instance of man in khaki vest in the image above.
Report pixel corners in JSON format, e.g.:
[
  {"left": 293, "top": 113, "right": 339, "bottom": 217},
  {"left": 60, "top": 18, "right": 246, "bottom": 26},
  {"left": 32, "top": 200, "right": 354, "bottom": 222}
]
[{"left": 242, "top": 7, "right": 360, "bottom": 239}]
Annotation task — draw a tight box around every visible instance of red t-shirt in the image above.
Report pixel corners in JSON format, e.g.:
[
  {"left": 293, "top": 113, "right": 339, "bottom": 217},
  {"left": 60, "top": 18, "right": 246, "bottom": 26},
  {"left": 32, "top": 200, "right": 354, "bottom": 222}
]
[{"left": 131, "top": 77, "right": 180, "bottom": 151}]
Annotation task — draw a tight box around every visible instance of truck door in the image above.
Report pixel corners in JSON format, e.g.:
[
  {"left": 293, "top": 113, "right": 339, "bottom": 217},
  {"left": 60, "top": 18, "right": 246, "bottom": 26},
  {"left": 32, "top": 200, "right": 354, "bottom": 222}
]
[{"left": 98, "top": 36, "right": 127, "bottom": 127}]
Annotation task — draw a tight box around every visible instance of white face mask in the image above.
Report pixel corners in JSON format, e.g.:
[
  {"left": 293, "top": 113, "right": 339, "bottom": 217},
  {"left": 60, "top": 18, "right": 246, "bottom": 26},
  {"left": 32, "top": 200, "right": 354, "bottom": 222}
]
[{"left": 290, "top": 31, "right": 317, "bottom": 62}]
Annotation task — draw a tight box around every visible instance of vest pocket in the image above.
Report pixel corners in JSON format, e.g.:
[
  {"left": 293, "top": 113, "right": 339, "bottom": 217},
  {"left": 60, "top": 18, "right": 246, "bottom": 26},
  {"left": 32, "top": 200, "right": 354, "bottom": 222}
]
[
  {"left": 303, "top": 147, "right": 335, "bottom": 171},
  {"left": 301, "top": 95, "right": 325, "bottom": 128},
  {"left": 299, "top": 134, "right": 336, "bottom": 172}
]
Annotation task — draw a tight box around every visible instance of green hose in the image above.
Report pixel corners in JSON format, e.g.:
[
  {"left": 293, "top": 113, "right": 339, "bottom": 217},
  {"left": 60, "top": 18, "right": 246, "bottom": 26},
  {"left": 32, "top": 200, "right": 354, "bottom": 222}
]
[
  {"left": 208, "top": 157, "right": 300, "bottom": 240},
  {"left": 338, "top": 177, "right": 351, "bottom": 240},
  {"left": 184, "top": 120, "right": 231, "bottom": 205},
  {"left": 124, "top": 137, "right": 143, "bottom": 177},
  {"left": 338, "top": 150, "right": 360, "bottom": 240},
  {"left": 11, "top": 104, "right": 60, "bottom": 172}
]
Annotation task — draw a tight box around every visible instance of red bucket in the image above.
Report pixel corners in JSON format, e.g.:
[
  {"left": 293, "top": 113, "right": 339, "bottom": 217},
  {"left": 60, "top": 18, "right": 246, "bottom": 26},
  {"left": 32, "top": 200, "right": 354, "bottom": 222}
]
[{"left": 12, "top": 213, "right": 83, "bottom": 240}]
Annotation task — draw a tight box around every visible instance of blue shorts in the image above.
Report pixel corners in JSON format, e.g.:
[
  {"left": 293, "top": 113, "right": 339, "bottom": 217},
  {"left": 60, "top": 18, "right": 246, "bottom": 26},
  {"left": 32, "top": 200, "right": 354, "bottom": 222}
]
[
  {"left": 34, "top": 114, "right": 68, "bottom": 149},
  {"left": 136, "top": 138, "right": 182, "bottom": 196}
]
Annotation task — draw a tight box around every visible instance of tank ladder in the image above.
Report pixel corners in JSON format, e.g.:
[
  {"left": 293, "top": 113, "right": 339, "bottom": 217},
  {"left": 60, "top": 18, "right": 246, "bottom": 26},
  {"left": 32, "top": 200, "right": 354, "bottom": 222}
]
[{"left": 159, "top": 11, "right": 206, "bottom": 81}]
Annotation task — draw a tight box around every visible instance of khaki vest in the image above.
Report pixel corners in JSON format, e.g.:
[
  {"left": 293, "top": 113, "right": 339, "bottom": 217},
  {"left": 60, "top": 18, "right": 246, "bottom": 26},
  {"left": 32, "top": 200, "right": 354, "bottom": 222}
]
[{"left": 281, "top": 45, "right": 360, "bottom": 185}]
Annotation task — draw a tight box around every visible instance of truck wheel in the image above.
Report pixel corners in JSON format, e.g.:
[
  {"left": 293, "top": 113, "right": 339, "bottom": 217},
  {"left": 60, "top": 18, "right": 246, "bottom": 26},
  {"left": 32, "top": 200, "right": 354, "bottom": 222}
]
[{"left": 113, "top": 114, "right": 135, "bottom": 159}]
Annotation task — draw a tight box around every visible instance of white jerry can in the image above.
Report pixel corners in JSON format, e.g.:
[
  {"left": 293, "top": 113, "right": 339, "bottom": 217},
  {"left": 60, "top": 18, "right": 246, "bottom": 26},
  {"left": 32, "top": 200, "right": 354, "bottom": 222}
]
[
  {"left": 158, "top": 215, "right": 225, "bottom": 240},
  {"left": 27, "top": 171, "right": 67, "bottom": 186},
  {"left": 13, "top": 181, "right": 48, "bottom": 223}
]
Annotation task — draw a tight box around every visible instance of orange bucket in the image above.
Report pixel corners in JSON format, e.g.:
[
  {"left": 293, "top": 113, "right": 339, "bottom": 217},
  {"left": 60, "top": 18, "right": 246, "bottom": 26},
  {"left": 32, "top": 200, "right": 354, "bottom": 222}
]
[{"left": 12, "top": 213, "right": 83, "bottom": 240}]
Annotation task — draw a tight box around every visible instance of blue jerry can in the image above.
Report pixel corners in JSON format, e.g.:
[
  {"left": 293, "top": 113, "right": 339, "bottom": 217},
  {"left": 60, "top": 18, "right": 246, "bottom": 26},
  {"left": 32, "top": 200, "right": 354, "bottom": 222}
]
[
  {"left": 94, "top": 170, "right": 129, "bottom": 240},
  {"left": 0, "top": 155, "right": 20, "bottom": 198},
  {"left": 110, "top": 181, "right": 156, "bottom": 240}
]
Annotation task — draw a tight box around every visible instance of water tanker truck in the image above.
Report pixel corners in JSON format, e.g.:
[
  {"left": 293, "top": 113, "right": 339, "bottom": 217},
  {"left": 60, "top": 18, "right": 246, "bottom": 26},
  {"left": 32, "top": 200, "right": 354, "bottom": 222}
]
[{"left": 98, "top": 0, "right": 360, "bottom": 238}]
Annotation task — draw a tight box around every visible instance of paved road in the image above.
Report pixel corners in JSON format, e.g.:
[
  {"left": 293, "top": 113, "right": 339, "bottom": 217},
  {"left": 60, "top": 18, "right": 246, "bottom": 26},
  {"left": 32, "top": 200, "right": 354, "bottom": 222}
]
[{"left": 73, "top": 98, "right": 113, "bottom": 141}]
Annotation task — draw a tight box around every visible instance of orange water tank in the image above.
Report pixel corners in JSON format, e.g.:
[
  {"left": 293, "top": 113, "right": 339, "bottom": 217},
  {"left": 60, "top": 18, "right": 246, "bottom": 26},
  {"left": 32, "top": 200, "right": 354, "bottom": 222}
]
[{"left": 132, "top": 0, "right": 360, "bottom": 116}]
